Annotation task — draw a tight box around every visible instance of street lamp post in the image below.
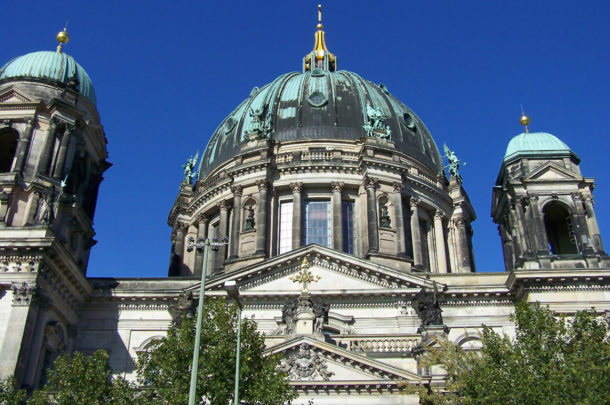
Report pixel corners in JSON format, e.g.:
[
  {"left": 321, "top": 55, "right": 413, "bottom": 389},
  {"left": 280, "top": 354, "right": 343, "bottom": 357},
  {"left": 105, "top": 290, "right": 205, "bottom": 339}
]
[
  {"left": 187, "top": 236, "right": 228, "bottom": 405},
  {"left": 224, "top": 280, "right": 243, "bottom": 405}
]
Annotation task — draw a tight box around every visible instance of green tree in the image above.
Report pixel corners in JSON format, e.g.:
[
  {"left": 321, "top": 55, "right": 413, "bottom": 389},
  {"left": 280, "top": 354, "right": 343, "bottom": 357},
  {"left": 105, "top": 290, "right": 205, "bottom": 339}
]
[
  {"left": 406, "top": 302, "right": 610, "bottom": 405},
  {"left": 136, "top": 297, "right": 296, "bottom": 405},
  {"left": 27, "top": 350, "right": 141, "bottom": 405},
  {"left": 0, "top": 377, "right": 26, "bottom": 405}
]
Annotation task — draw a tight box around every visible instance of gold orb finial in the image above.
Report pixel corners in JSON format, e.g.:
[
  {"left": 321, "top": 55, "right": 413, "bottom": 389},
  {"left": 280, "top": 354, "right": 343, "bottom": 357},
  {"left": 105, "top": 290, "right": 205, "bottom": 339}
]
[
  {"left": 317, "top": 4, "right": 323, "bottom": 30},
  {"left": 519, "top": 113, "right": 531, "bottom": 133},
  {"left": 56, "top": 25, "right": 70, "bottom": 53}
]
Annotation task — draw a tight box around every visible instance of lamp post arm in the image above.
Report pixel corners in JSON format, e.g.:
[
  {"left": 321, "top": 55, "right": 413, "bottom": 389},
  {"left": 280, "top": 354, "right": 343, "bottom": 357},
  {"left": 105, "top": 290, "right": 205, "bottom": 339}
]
[{"left": 188, "top": 241, "right": 210, "bottom": 405}]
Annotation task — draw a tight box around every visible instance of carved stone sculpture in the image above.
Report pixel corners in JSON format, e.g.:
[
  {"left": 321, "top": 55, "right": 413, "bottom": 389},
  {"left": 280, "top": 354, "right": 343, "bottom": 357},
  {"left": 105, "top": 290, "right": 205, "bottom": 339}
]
[
  {"left": 363, "top": 103, "right": 391, "bottom": 139},
  {"left": 279, "top": 343, "right": 335, "bottom": 380},
  {"left": 411, "top": 285, "right": 443, "bottom": 327},
  {"left": 169, "top": 290, "right": 196, "bottom": 325}
]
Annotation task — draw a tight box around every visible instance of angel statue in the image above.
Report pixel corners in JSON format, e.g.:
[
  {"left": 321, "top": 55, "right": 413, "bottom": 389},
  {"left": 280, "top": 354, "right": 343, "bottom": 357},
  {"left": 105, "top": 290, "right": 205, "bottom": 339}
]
[
  {"left": 443, "top": 143, "right": 464, "bottom": 180},
  {"left": 182, "top": 151, "right": 199, "bottom": 185}
]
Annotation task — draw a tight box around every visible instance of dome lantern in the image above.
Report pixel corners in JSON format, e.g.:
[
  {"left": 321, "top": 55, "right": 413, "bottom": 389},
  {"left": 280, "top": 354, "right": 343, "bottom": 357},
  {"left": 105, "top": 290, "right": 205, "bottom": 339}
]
[{"left": 303, "top": 5, "right": 336, "bottom": 72}]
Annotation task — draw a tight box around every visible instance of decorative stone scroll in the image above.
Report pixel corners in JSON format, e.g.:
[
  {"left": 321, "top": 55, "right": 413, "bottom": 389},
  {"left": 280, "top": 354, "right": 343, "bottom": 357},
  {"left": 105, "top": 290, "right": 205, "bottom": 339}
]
[{"left": 279, "top": 343, "right": 335, "bottom": 380}]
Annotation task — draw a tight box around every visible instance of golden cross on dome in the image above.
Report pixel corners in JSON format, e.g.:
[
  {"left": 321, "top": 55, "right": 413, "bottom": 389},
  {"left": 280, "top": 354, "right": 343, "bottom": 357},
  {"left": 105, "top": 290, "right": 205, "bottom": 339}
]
[{"left": 289, "top": 257, "right": 320, "bottom": 293}]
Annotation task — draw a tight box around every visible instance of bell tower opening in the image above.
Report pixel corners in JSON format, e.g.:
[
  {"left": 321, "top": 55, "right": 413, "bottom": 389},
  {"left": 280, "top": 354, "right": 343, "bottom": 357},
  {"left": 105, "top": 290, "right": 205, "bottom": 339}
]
[
  {"left": 543, "top": 202, "right": 577, "bottom": 255},
  {"left": 0, "top": 128, "right": 18, "bottom": 172}
]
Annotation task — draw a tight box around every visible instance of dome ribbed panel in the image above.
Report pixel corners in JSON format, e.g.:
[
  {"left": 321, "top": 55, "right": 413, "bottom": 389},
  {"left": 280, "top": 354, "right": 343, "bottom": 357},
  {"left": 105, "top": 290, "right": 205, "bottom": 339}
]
[{"left": 0, "top": 51, "right": 96, "bottom": 104}]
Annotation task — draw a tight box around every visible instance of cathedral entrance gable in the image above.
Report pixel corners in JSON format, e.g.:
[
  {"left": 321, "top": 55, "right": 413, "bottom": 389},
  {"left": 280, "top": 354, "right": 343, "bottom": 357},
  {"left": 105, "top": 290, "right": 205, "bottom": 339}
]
[{"left": 204, "top": 245, "right": 440, "bottom": 294}]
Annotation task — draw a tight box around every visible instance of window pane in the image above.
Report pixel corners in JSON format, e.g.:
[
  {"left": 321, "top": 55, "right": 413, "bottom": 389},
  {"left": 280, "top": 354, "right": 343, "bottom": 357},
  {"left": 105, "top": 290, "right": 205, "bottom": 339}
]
[
  {"left": 342, "top": 201, "right": 355, "bottom": 254},
  {"left": 279, "top": 201, "right": 293, "bottom": 254},
  {"left": 305, "top": 201, "right": 331, "bottom": 247}
]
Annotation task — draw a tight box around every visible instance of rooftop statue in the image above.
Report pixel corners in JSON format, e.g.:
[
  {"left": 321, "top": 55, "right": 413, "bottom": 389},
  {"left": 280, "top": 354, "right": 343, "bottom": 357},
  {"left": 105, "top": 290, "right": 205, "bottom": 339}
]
[
  {"left": 443, "top": 143, "right": 464, "bottom": 180},
  {"left": 182, "top": 152, "right": 199, "bottom": 185},
  {"left": 364, "top": 103, "right": 391, "bottom": 139},
  {"left": 244, "top": 107, "right": 270, "bottom": 141}
]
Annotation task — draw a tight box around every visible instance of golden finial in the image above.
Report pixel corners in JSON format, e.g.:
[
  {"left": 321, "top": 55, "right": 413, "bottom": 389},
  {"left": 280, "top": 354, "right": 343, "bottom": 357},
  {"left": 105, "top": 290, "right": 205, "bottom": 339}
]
[
  {"left": 317, "top": 4, "right": 323, "bottom": 30},
  {"left": 519, "top": 105, "right": 531, "bottom": 133},
  {"left": 56, "top": 22, "right": 70, "bottom": 53}
]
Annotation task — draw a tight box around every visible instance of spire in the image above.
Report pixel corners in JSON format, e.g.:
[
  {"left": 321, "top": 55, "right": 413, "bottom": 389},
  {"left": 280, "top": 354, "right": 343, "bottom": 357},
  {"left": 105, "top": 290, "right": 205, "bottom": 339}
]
[
  {"left": 303, "top": 4, "right": 336, "bottom": 72},
  {"left": 56, "top": 24, "right": 70, "bottom": 53}
]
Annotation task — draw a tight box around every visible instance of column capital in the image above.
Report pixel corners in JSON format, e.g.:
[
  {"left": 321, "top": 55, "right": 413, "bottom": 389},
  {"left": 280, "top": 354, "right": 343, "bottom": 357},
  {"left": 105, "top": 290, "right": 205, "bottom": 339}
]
[
  {"left": 571, "top": 192, "right": 583, "bottom": 202},
  {"left": 392, "top": 182, "right": 403, "bottom": 193},
  {"left": 231, "top": 185, "right": 243, "bottom": 196},
  {"left": 175, "top": 222, "right": 189, "bottom": 233},
  {"left": 330, "top": 181, "right": 344, "bottom": 193},
  {"left": 290, "top": 182, "right": 304, "bottom": 193},
  {"left": 257, "top": 179, "right": 269, "bottom": 191},
  {"left": 409, "top": 197, "right": 421, "bottom": 208},
  {"left": 218, "top": 199, "right": 231, "bottom": 211},
  {"left": 434, "top": 209, "right": 445, "bottom": 220},
  {"left": 452, "top": 216, "right": 467, "bottom": 227},
  {"left": 363, "top": 176, "right": 378, "bottom": 189},
  {"left": 197, "top": 214, "right": 209, "bottom": 225}
]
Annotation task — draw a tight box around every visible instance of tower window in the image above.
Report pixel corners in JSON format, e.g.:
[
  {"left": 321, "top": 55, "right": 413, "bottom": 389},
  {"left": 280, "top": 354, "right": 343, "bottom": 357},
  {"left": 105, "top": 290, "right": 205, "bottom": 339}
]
[
  {"left": 0, "top": 129, "right": 18, "bottom": 172},
  {"left": 304, "top": 200, "right": 331, "bottom": 248},
  {"left": 543, "top": 203, "right": 578, "bottom": 255},
  {"left": 342, "top": 201, "right": 355, "bottom": 254},
  {"left": 278, "top": 201, "right": 293, "bottom": 254}
]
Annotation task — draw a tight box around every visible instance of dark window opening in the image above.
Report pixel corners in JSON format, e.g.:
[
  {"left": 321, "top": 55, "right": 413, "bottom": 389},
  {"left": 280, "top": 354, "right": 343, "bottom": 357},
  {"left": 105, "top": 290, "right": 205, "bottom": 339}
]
[
  {"left": 0, "top": 129, "right": 18, "bottom": 172},
  {"left": 342, "top": 201, "right": 355, "bottom": 254},
  {"left": 544, "top": 203, "right": 578, "bottom": 255}
]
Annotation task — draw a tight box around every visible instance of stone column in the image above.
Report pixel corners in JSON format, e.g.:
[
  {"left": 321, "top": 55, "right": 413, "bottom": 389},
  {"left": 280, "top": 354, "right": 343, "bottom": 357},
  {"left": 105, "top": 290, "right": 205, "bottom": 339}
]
[
  {"left": 331, "top": 182, "right": 343, "bottom": 251},
  {"left": 364, "top": 177, "right": 379, "bottom": 254},
  {"left": 571, "top": 193, "right": 593, "bottom": 253},
  {"left": 498, "top": 222, "right": 515, "bottom": 271},
  {"left": 36, "top": 118, "right": 58, "bottom": 176},
  {"left": 290, "top": 182, "right": 303, "bottom": 249},
  {"left": 410, "top": 197, "right": 423, "bottom": 268},
  {"left": 582, "top": 193, "right": 603, "bottom": 252},
  {"left": 52, "top": 124, "right": 74, "bottom": 179},
  {"left": 229, "top": 185, "right": 243, "bottom": 259},
  {"left": 194, "top": 215, "right": 209, "bottom": 276},
  {"left": 453, "top": 217, "right": 473, "bottom": 272},
  {"left": 434, "top": 210, "right": 448, "bottom": 273},
  {"left": 528, "top": 195, "right": 549, "bottom": 255},
  {"left": 393, "top": 182, "right": 407, "bottom": 257},
  {"left": 170, "top": 223, "right": 187, "bottom": 276},
  {"left": 255, "top": 180, "right": 269, "bottom": 255},
  {"left": 216, "top": 200, "right": 230, "bottom": 269},
  {"left": 12, "top": 118, "right": 35, "bottom": 173},
  {"left": 514, "top": 196, "right": 532, "bottom": 256}
]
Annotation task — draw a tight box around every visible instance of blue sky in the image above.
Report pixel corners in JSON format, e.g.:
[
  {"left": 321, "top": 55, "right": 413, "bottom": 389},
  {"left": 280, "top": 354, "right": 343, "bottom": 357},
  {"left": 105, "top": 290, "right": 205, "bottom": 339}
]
[{"left": 3, "top": 1, "right": 609, "bottom": 277}]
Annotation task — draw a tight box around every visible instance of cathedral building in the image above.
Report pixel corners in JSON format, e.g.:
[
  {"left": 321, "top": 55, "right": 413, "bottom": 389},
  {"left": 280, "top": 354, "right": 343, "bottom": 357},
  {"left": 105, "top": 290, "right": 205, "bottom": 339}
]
[{"left": 0, "top": 13, "right": 609, "bottom": 404}]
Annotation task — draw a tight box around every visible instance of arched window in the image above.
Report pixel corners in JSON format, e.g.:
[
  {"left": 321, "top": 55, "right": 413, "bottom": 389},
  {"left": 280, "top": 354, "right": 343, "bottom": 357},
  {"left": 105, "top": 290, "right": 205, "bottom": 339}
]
[
  {"left": 543, "top": 202, "right": 578, "bottom": 255},
  {"left": 0, "top": 129, "right": 18, "bottom": 172}
]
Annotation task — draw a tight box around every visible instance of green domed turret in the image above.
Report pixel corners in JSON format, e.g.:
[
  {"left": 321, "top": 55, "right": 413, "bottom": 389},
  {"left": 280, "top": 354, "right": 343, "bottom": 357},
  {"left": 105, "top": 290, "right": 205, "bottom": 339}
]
[{"left": 0, "top": 50, "right": 96, "bottom": 104}]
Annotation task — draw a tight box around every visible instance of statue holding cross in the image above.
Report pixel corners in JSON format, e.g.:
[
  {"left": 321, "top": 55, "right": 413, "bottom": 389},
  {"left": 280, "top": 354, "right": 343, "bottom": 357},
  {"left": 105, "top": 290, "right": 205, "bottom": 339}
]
[{"left": 289, "top": 257, "right": 320, "bottom": 294}]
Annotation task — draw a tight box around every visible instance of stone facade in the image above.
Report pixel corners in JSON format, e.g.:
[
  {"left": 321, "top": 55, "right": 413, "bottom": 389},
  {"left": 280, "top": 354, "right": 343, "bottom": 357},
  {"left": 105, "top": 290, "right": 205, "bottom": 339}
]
[{"left": 0, "top": 23, "right": 609, "bottom": 405}]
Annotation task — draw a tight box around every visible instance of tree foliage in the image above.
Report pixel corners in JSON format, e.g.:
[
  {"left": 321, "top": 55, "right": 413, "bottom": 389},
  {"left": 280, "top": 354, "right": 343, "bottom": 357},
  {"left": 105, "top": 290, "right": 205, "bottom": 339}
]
[
  {"left": 0, "top": 377, "right": 26, "bottom": 405},
  {"left": 407, "top": 302, "right": 610, "bottom": 405},
  {"left": 136, "top": 297, "right": 296, "bottom": 405},
  {"left": 27, "top": 350, "right": 141, "bottom": 405}
]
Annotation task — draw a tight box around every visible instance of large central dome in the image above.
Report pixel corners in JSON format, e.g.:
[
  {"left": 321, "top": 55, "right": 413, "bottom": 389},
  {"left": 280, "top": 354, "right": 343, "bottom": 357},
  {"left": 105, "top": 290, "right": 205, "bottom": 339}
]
[{"left": 200, "top": 71, "right": 442, "bottom": 178}]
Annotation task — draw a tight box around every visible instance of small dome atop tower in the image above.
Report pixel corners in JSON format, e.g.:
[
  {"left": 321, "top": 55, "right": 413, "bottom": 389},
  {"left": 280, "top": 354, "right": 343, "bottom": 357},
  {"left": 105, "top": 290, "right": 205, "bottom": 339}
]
[{"left": 0, "top": 29, "right": 96, "bottom": 104}]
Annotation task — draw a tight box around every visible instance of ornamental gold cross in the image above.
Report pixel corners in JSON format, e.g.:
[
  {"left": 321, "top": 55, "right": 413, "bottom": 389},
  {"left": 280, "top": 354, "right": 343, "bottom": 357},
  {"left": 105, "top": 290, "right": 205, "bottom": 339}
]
[{"left": 289, "top": 257, "right": 320, "bottom": 293}]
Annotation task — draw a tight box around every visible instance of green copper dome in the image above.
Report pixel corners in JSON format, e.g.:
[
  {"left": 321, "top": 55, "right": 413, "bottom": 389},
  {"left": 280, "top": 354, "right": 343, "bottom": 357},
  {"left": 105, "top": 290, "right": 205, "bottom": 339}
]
[
  {"left": 503, "top": 132, "right": 574, "bottom": 163},
  {"left": 200, "top": 70, "right": 442, "bottom": 178},
  {"left": 0, "top": 51, "right": 96, "bottom": 104}
]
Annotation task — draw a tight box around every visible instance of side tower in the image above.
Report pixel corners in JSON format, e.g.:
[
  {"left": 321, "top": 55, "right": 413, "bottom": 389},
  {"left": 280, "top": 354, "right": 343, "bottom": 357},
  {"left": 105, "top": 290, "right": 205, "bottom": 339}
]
[
  {"left": 0, "top": 30, "right": 110, "bottom": 387},
  {"left": 492, "top": 114, "right": 607, "bottom": 270}
]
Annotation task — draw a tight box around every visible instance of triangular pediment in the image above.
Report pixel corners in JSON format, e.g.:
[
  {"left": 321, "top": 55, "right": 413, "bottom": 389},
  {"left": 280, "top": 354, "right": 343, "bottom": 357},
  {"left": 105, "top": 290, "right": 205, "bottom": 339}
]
[
  {"left": 0, "top": 87, "right": 39, "bottom": 104},
  {"left": 266, "top": 336, "right": 420, "bottom": 383},
  {"left": 525, "top": 161, "right": 581, "bottom": 181},
  {"left": 205, "top": 245, "right": 438, "bottom": 294}
]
